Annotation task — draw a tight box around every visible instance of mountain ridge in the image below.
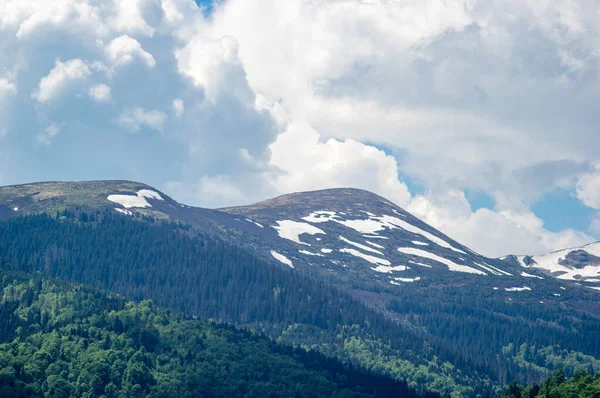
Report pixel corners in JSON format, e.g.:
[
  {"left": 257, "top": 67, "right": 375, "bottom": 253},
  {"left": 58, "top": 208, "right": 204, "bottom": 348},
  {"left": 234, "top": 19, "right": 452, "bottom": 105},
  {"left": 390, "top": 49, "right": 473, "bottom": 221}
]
[{"left": 2, "top": 179, "right": 600, "bottom": 395}]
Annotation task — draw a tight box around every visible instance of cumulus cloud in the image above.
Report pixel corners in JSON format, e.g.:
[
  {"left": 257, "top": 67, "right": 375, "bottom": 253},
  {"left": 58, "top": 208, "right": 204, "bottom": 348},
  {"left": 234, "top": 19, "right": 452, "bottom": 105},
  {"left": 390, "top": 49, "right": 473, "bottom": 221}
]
[
  {"left": 576, "top": 167, "right": 600, "bottom": 209},
  {"left": 0, "top": 78, "right": 17, "bottom": 99},
  {"left": 1, "top": 0, "right": 600, "bottom": 257},
  {"left": 118, "top": 107, "right": 167, "bottom": 132},
  {"left": 88, "top": 83, "right": 111, "bottom": 101},
  {"left": 269, "top": 122, "right": 412, "bottom": 208},
  {"left": 105, "top": 35, "right": 156, "bottom": 68},
  {"left": 176, "top": 35, "right": 252, "bottom": 103},
  {"left": 33, "top": 59, "right": 91, "bottom": 103},
  {"left": 408, "top": 190, "right": 593, "bottom": 257}
]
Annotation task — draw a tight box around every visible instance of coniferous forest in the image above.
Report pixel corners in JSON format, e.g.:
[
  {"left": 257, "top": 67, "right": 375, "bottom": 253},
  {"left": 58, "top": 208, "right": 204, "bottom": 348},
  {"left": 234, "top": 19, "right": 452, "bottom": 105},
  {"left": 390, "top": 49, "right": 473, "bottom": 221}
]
[
  {"left": 0, "top": 270, "right": 426, "bottom": 397},
  {"left": 0, "top": 212, "right": 599, "bottom": 396}
]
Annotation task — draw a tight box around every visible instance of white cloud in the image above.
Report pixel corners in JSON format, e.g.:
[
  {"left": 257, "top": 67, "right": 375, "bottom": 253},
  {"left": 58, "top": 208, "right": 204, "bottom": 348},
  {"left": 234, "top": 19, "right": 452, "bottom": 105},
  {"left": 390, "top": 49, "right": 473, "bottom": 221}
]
[
  {"left": 107, "top": 0, "right": 157, "bottom": 37},
  {"left": 408, "top": 190, "right": 593, "bottom": 257},
  {"left": 0, "top": 0, "right": 107, "bottom": 38},
  {"left": 118, "top": 107, "right": 167, "bottom": 132},
  {"left": 269, "top": 122, "right": 411, "bottom": 208},
  {"left": 88, "top": 83, "right": 111, "bottom": 101},
  {"left": 172, "top": 98, "right": 184, "bottom": 117},
  {"left": 176, "top": 35, "right": 253, "bottom": 103},
  {"left": 1, "top": 0, "right": 599, "bottom": 257},
  {"left": 37, "top": 123, "right": 61, "bottom": 146},
  {"left": 105, "top": 35, "right": 156, "bottom": 68},
  {"left": 576, "top": 167, "right": 600, "bottom": 209},
  {"left": 33, "top": 59, "right": 91, "bottom": 103},
  {"left": 0, "top": 78, "right": 17, "bottom": 99}
]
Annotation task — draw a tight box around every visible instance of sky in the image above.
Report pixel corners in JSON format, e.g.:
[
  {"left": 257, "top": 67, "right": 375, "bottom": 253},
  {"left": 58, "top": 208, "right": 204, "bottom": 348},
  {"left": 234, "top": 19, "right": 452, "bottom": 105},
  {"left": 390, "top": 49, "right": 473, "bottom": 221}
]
[{"left": 1, "top": 0, "right": 600, "bottom": 257}]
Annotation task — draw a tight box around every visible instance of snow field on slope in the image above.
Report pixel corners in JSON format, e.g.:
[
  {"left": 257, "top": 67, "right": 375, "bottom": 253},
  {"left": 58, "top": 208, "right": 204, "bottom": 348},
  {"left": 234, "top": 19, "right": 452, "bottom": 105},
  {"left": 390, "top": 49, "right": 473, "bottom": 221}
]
[
  {"left": 271, "top": 250, "right": 294, "bottom": 268},
  {"left": 107, "top": 189, "right": 163, "bottom": 209},
  {"left": 397, "top": 247, "right": 486, "bottom": 275},
  {"left": 301, "top": 210, "right": 466, "bottom": 254},
  {"left": 339, "top": 248, "right": 391, "bottom": 266},
  {"left": 273, "top": 220, "right": 325, "bottom": 245},
  {"left": 371, "top": 265, "right": 408, "bottom": 273},
  {"left": 339, "top": 236, "right": 383, "bottom": 255}
]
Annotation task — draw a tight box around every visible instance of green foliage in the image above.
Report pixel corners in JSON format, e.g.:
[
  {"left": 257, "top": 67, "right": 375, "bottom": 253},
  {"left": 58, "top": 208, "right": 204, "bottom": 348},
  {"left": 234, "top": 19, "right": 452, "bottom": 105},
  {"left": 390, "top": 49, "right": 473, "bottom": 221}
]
[
  {"left": 501, "top": 343, "right": 600, "bottom": 378},
  {"left": 500, "top": 369, "right": 600, "bottom": 398},
  {"left": 0, "top": 271, "right": 424, "bottom": 398}
]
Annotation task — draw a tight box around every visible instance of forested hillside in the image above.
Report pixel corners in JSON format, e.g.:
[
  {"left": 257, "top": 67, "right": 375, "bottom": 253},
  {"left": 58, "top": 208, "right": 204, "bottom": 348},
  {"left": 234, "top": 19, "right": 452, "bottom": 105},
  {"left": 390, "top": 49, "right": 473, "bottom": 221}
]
[
  {"left": 0, "top": 270, "right": 425, "bottom": 398},
  {"left": 500, "top": 370, "right": 600, "bottom": 398},
  {"left": 0, "top": 212, "right": 599, "bottom": 396}
]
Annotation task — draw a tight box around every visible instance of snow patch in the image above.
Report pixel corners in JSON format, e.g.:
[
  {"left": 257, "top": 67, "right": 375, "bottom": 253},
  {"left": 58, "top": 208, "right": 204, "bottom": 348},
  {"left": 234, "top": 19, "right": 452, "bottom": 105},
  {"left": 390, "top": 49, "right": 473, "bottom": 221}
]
[
  {"left": 107, "top": 189, "right": 163, "bottom": 209},
  {"left": 483, "top": 262, "right": 512, "bottom": 276},
  {"left": 412, "top": 241, "right": 428, "bottom": 246},
  {"left": 522, "top": 244, "right": 600, "bottom": 281},
  {"left": 301, "top": 210, "right": 338, "bottom": 223},
  {"left": 273, "top": 220, "right": 325, "bottom": 245},
  {"left": 371, "top": 265, "right": 408, "bottom": 273},
  {"left": 302, "top": 211, "right": 465, "bottom": 253},
  {"left": 409, "top": 260, "right": 432, "bottom": 268},
  {"left": 366, "top": 241, "right": 385, "bottom": 249},
  {"left": 397, "top": 247, "right": 486, "bottom": 275},
  {"left": 245, "top": 218, "right": 264, "bottom": 228},
  {"left": 299, "top": 249, "right": 323, "bottom": 257},
  {"left": 115, "top": 208, "right": 133, "bottom": 216},
  {"left": 339, "top": 236, "right": 383, "bottom": 255},
  {"left": 474, "top": 262, "right": 502, "bottom": 275},
  {"left": 505, "top": 287, "right": 531, "bottom": 292},
  {"left": 392, "top": 209, "right": 407, "bottom": 217},
  {"left": 521, "top": 272, "right": 543, "bottom": 279},
  {"left": 138, "top": 189, "right": 163, "bottom": 201},
  {"left": 321, "top": 248, "right": 333, "bottom": 254},
  {"left": 340, "top": 248, "right": 391, "bottom": 265},
  {"left": 363, "top": 235, "right": 389, "bottom": 239},
  {"left": 392, "top": 276, "right": 421, "bottom": 283},
  {"left": 12, "top": 207, "right": 18, "bottom": 211},
  {"left": 271, "top": 250, "right": 294, "bottom": 268}
]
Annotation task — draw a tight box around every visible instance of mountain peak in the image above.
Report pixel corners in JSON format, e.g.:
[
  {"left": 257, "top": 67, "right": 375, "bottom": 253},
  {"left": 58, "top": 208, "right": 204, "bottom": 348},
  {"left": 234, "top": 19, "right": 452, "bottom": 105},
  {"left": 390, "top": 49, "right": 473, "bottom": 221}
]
[
  {"left": 0, "top": 180, "right": 172, "bottom": 219},
  {"left": 221, "top": 187, "right": 399, "bottom": 216}
]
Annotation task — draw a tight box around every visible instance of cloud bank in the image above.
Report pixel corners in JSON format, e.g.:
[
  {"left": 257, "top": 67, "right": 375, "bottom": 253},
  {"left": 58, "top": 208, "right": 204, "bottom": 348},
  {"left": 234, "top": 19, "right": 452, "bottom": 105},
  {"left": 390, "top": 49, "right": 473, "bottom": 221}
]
[{"left": 1, "top": 0, "right": 599, "bottom": 256}]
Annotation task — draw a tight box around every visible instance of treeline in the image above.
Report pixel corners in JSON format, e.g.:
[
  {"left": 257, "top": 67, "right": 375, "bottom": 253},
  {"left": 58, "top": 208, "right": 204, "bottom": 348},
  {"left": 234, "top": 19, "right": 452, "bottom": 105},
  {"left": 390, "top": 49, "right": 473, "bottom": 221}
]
[
  {"left": 0, "top": 270, "right": 429, "bottom": 398},
  {"left": 500, "top": 369, "right": 600, "bottom": 398}
]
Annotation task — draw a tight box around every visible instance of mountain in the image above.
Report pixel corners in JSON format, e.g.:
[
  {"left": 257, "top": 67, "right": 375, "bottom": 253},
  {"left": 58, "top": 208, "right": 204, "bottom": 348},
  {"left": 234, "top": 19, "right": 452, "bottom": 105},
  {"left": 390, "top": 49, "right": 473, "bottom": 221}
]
[
  {"left": 502, "top": 243, "right": 600, "bottom": 291},
  {"left": 0, "top": 181, "right": 544, "bottom": 287},
  {"left": 0, "top": 269, "right": 420, "bottom": 398},
  {"left": 2, "top": 180, "right": 600, "bottom": 396},
  {"left": 221, "top": 188, "right": 531, "bottom": 285}
]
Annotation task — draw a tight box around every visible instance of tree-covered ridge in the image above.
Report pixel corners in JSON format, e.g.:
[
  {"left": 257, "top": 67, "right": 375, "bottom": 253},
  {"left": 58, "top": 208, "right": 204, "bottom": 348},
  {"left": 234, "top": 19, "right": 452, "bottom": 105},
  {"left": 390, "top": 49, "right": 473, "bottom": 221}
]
[
  {"left": 387, "top": 282, "right": 600, "bottom": 386},
  {"left": 0, "top": 270, "right": 427, "bottom": 398},
  {"left": 0, "top": 212, "right": 499, "bottom": 396},
  {"left": 500, "top": 370, "right": 600, "bottom": 398},
  {"left": 1, "top": 213, "right": 598, "bottom": 397}
]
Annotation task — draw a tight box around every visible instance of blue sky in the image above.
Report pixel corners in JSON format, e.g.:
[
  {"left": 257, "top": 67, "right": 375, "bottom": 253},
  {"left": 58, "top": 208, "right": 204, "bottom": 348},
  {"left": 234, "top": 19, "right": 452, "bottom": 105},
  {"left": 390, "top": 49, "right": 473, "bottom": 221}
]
[{"left": 1, "top": 0, "right": 600, "bottom": 257}]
